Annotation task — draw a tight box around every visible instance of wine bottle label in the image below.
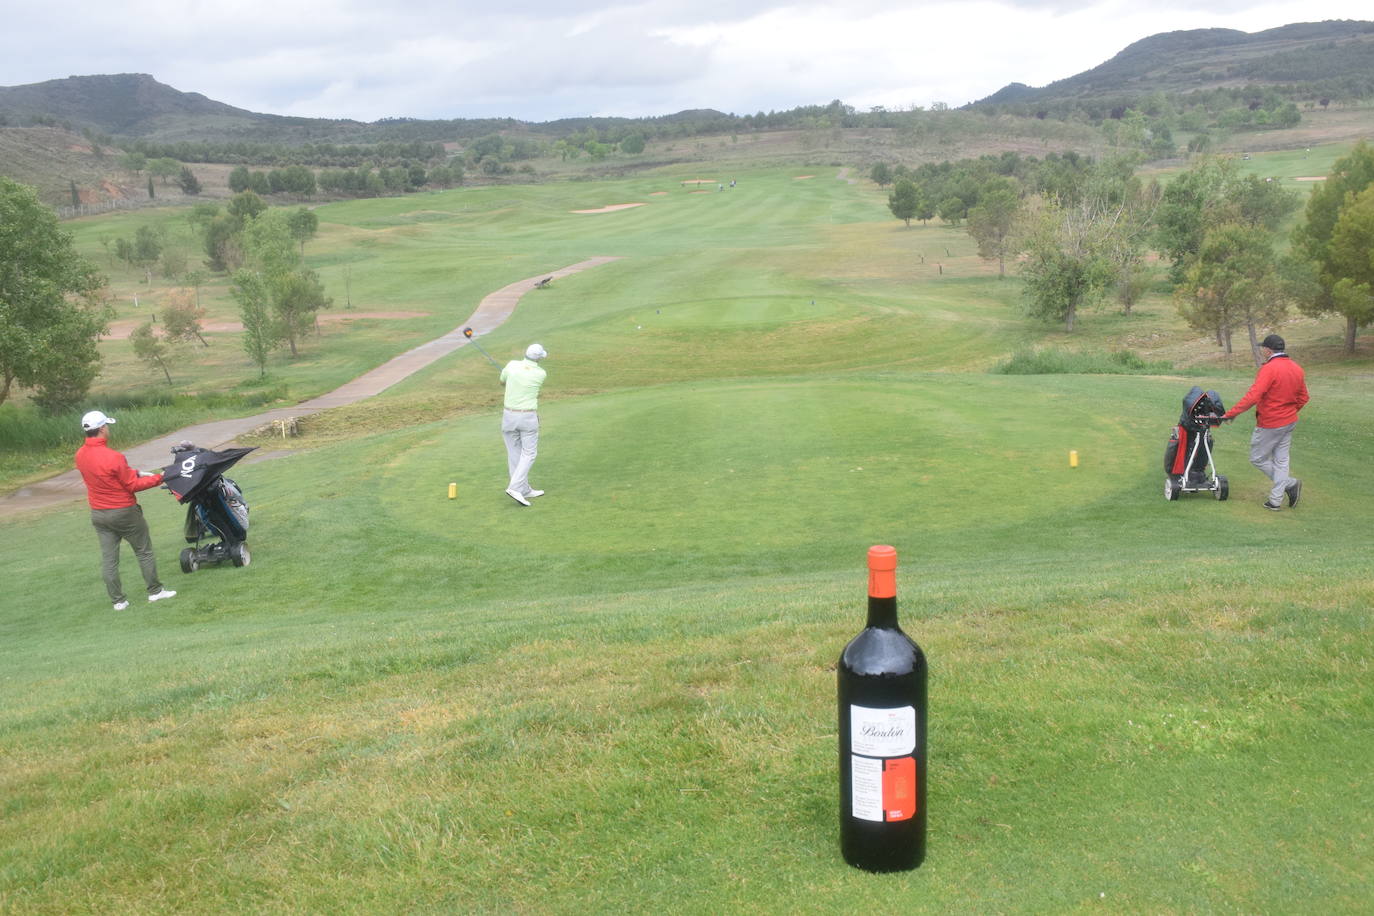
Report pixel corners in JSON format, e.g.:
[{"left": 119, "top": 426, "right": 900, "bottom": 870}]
[
  {"left": 851, "top": 755, "right": 917, "bottom": 822},
  {"left": 849, "top": 705, "right": 916, "bottom": 757}
]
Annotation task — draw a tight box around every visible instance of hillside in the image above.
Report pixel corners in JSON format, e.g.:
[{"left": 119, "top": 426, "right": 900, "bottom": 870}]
[{"left": 976, "top": 19, "right": 1374, "bottom": 105}]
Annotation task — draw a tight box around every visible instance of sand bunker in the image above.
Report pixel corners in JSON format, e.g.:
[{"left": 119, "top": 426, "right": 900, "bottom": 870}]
[
  {"left": 794, "top": 175, "right": 815, "bottom": 180},
  {"left": 572, "top": 203, "right": 646, "bottom": 214},
  {"left": 103, "top": 311, "right": 430, "bottom": 339},
  {"left": 649, "top": 191, "right": 669, "bottom": 196},
  {"left": 1294, "top": 176, "right": 1326, "bottom": 181}
]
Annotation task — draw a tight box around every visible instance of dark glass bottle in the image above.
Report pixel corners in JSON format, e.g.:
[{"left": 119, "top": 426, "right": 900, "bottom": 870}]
[{"left": 838, "top": 545, "right": 927, "bottom": 871}]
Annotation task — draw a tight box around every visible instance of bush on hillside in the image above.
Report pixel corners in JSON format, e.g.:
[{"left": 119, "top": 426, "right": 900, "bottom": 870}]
[{"left": 992, "top": 347, "right": 1173, "bottom": 375}]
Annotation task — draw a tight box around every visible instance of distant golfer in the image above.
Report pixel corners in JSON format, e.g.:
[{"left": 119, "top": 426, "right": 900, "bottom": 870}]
[
  {"left": 1222, "top": 334, "right": 1309, "bottom": 510},
  {"left": 500, "top": 344, "right": 548, "bottom": 506},
  {"left": 74, "top": 410, "right": 176, "bottom": 609}
]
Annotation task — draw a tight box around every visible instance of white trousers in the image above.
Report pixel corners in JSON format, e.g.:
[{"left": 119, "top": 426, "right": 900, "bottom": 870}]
[
  {"left": 502, "top": 409, "right": 539, "bottom": 495},
  {"left": 1249, "top": 421, "right": 1296, "bottom": 504}
]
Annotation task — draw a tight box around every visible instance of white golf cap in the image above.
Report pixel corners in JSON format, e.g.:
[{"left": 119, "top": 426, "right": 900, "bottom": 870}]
[
  {"left": 526, "top": 343, "right": 548, "bottom": 360},
  {"left": 81, "top": 410, "right": 116, "bottom": 431}
]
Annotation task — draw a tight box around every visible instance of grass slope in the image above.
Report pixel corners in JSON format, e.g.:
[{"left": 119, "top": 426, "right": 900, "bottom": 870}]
[{"left": 2, "top": 163, "right": 1372, "bottom": 913}]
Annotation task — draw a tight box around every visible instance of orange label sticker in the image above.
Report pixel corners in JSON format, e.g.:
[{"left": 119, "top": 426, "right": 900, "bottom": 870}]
[{"left": 883, "top": 757, "right": 917, "bottom": 822}]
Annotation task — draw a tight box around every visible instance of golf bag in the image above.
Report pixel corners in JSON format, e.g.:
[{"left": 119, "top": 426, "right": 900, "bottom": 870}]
[
  {"left": 1163, "top": 387, "right": 1228, "bottom": 501},
  {"left": 162, "top": 443, "right": 256, "bottom": 572}
]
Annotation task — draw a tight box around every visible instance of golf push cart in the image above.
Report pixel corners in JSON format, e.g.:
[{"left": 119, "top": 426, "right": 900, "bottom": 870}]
[
  {"left": 1163, "top": 386, "right": 1228, "bottom": 501},
  {"left": 161, "top": 442, "right": 256, "bottom": 572}
]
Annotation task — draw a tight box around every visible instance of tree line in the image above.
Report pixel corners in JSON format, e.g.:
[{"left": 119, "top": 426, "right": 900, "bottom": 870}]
[{"left": 877, "top": 143, "right": 1374, "bottom": 358}]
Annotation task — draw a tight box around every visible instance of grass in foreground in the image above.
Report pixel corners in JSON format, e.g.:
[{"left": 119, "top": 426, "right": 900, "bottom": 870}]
[{"left": 2, "top": 364, "right": 1371, "bottom": 912}]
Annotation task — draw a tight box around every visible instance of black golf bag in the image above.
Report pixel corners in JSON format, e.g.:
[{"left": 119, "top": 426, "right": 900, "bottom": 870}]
[
  {"left": 1163, "top": 387, "right": 1228, "bottom": 501},
  {"left": 162, "top": 443, "right": 255, "bottom": 572}
]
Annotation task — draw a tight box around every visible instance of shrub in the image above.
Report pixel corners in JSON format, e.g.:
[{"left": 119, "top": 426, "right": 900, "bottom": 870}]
[{"left": 992, "top": 347, "right": 1173, "bottom": 375}]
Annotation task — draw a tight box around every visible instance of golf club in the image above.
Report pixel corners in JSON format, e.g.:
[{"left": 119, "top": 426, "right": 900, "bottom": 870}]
[{"left": 462, "top": 327, "right": 501, "bottom": 368}]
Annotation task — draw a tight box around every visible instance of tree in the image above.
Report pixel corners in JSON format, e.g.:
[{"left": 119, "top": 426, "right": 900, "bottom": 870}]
[
  {"left": 1018, "top": 197, "right": 1117, "bottom": 333},
  {"left": 888, "top": 179, "right": 918, "bottom": 226},
  {"left": 287, "top": 207, "right": 319, "bottom": 255},
  {"left": 227, "top": 190, "right": 267, "bottom": 225},
  {"left": 228, "top": 165, "right": 251, "bottom": 193},
  {"left": 148, "top": 157, "right": 181, "bottom": 186},
  {"left": 130, "top": 321, "right": 175, "bottom": 384},
  {"left": 272, "top": 269, "right": 331, "bottom": 356},
  {"left": 162, "top": 289, "right": 209, "bottom": 347},
  {"left": 937, "top": 195, "right": 966, "bottom": 226},
  {"left": 131, "top": 225, "right": 162, "bottom": 284},
  {"left": 231, "top": 269, "right": 275, "bottom": 377},
  {"left": 238, "top": 209, "right": 331, "bottom": 358},
  {"left": 160, "top": 248, "right": 188, "bottom": 280},
  {"left": 119, "top": 150, "right": 147, "bottom": 175},
  {"left": 177, "top": 166, "right": 202, "bottom": 195},
  {"left": 1175, "top": 224, "right": 1289, "bottom": 363},
  {"left": 0, "top": 177, "right": 108, "bottom": 409},
  {"left": 1155, "top": 156, "right": 1298, "bottom": 281},
  {"left": 1292, "top": 140, "right": 1374, "bottom": 352},
  {"left": 870, "top": 162, "right": 893, "bottom": 188},
  {"left": 620, "top": 133, "right": 646, "bottom": 155},
  {"left": 965, "top": 180, "right": 1021, "bottom": 277},
  {"left": 1324, "top": 184, "right": 1374, "bottom": 351}
]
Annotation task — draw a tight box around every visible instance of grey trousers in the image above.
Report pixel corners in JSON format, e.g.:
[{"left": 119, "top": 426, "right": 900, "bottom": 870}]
[
  {"left": 91, "top": 505, "right": 162, "bottom": 603},
  {"left": 1249, "top": 422, "right": 1297, "bottom": 505},
  {"left": 501, "top": 409, "right": 539, "bottom": 495}
]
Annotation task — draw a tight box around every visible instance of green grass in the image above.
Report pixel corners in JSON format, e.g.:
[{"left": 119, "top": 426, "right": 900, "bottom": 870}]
[{"left": 3, "top": 161, "right": 1373, "bottom": 912}]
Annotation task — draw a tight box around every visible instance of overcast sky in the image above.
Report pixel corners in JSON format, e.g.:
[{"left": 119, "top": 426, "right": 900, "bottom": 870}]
[{"left": 1, "top": 1, "right": 1371, "bottom": 123}]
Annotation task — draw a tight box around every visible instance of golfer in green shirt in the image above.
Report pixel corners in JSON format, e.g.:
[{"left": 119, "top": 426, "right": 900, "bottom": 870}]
[{"left": 500, "top": 344, "right": 548, "bottom": 506}]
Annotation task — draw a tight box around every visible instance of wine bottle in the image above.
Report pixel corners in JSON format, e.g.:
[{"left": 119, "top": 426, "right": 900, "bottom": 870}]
[{"left": 838, "top": 545, "right": 927, "bottom": 871}]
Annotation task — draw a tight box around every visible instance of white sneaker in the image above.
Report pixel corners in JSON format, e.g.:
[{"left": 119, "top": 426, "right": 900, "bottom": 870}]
[
  {"left": 113, "top": 600, "right": 130, "bottom": 611},
  {"left": 526, "top": 489, "right": 545, "bottom": 498},
  {"left": 505, "top": 488, "right": 531, "bottom": 506},
  {"left": 148, "top": 589, "right": 177, "bottom": 602}
]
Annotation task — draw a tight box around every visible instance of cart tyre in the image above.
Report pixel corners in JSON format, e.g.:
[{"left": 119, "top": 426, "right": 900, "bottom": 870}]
[
  {"left": 231, "top": 543, "right": 251, "bottom": 567},
  {"left": 1165, "top": 477, "right": 1180, "bottom": 501},
  {"left": 1216, "top": 476, "right": 1228, "bottom": 501},
  {"left": 179, "top": 548, "right": 197, "bottom": 574}
]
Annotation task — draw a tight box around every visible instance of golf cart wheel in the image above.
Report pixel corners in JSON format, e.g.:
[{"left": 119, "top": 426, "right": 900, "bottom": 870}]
[
  {"left": 1165, "top": 477, "right": 1180, "bottom": 501},
  {"left": 1216, "top": 476, "right": 1229, "bottom": 501},
  {"left": 179, "top": 547, "right": 198, "bottom": 574},
  {"left": 231, "top": 543, "right": 251, "bottom": 568}
]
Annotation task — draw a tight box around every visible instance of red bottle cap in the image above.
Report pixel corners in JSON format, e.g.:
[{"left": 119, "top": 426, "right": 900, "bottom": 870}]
[{"left": 868, "top": 545, "right": 897, "bottom": 598}]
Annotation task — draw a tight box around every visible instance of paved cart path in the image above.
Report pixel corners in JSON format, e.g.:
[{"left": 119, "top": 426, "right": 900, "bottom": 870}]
[{"left": 1, "top": 256, "right": 621, "bottom": 517}]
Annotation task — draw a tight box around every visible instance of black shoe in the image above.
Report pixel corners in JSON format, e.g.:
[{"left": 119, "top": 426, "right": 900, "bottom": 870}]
[
  {"left": 1286, "top": 480, "right": 1302, "bottom": 508},
  {"left": 1263, "top": 500, "right": 1282, "bottom": 511}
]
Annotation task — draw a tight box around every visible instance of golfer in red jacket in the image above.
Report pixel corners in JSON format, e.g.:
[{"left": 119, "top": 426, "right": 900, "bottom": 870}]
[
  {"left": 1223, "top": 334, "right": 1310, "bottom": 511},
  {"left": 74, "top": 410, "right": 176, "bottom": 610}
]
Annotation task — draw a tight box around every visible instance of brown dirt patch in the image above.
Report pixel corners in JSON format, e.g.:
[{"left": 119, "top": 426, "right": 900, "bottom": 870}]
[
  {"left": 103, "top": 311, "right": 430, "bottom": 339},
  {"left": 571, "top": 203, "right": 646, "bottom": 214}
]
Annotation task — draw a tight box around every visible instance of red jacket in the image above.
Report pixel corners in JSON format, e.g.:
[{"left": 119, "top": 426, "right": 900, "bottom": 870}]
[
  {"left": 75, "top": 438, "right": 164, "bottom": 509},
  {"left": 1224, "top": 354, "right": 1309, "bottom": 428}
]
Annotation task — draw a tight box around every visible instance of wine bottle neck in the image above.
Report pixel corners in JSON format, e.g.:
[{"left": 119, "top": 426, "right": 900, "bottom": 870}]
[{"left": 866, "top": 595, "right": 898, "bottom": 628}]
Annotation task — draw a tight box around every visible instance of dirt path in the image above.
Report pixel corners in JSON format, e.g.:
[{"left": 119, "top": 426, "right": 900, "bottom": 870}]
[{"left": 1, "top": 257, "right": 621, "bottom": 517}]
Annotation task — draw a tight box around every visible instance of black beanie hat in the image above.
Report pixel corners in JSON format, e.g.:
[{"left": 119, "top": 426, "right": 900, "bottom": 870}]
[{"left": 1261, "top": 334, "right": 1285, "bottom": 352}]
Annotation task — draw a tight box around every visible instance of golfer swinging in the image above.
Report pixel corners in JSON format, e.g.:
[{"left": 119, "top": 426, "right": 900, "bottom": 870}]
[{"left": 500, "top": 343, "right": 548, "bottom": 506}]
